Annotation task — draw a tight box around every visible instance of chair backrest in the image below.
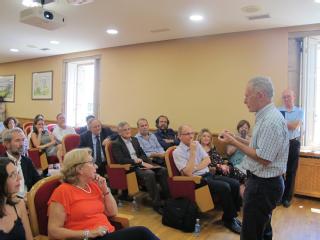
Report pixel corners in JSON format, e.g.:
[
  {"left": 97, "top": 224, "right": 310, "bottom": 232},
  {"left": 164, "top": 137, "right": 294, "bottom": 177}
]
[
  {"left": 105, "top": 141, "right": 115, "bottom": 165},
  {"left": 25, "top": 125, "right": 33, "bottom": 136},
  {"left": 22, "top": 121, "right": 33, "bottom": 132},
  {"left": 165, "top": 146, "right": 180, "bottom": 177},
  {"left": 62, "top": 133, "right": 80, "bottom": 153},
  {"left": 47, "top": 124, "right": 56, "bottom": 132},
  {"left": 0, "top": 143, "right": 6, "bottom": 155},
  {"left": 27, "top": 174, "right": 62, "bottom": 236}
]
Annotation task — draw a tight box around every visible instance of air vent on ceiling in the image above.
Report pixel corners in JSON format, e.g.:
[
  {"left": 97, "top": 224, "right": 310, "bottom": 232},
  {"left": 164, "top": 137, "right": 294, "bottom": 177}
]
[
  {"left": 40, "top": 48, "right": 50, "bottom": 51},
  {"left": 150, "top": 28, "right": 170, "bottom": 33},
  {"left": 247, "top": 14, "right": 270, "bottom": 20},
  {"left": 67, "top": 0, "right": 94, "bottom": 5}
]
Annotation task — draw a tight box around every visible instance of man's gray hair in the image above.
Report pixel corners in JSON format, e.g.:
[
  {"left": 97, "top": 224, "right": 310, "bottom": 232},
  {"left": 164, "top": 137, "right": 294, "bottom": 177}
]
[
  {"left": 248, "top": 76, "right": 274, "bottom": 99},
  {"left": 118, "top": 121, "right": 129, "bottom": 130},
  {"left": 3, "top": 127, "right": 25, "bottom": 143}
]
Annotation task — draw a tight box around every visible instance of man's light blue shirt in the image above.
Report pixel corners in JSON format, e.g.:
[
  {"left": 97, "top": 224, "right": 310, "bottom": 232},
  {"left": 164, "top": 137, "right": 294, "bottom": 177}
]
[
  {"left": 135, "top": 132, "right": 164, "bottom": 157},
  {"left": 278, "top": 106, "right": 304, "bottom": 140},
  {"left": 173, "top": 141, "right": 209, "bottom": 176}
]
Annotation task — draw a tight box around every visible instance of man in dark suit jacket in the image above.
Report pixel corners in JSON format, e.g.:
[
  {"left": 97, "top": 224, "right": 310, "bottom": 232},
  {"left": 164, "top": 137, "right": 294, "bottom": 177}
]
[
  {"left": 79, "top": 118, "right": 117, "bottom": 176},
  {"left": 2, "top": 128, "right": 42, "bottom": 197},
  {"left": 111, "top": 121, "right": 169, "bottom": 214},
  {"left": 76, "top": 114, "right": 95, "bottom": 135}
]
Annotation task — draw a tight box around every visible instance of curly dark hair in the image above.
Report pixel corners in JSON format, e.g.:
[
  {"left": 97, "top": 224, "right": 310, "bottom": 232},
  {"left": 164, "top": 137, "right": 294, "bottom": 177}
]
[{"left": 3, "top": 117, "right": 18, "bottom": 129}]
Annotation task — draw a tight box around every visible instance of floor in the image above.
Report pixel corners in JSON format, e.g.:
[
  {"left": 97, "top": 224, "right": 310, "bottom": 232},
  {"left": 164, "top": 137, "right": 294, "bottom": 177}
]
[{"left": 118, "top": 195, "right": 320, "bottom": 240}]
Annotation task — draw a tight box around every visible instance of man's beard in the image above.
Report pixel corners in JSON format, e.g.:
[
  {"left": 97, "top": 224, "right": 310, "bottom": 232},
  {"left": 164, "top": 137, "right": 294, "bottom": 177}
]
[{"left": 11, "top": 147, "right": 23, "bottom": 156}]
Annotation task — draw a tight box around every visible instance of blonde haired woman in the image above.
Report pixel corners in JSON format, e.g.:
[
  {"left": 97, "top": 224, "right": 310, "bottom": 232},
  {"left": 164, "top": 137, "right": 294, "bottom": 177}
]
[
  {"left": 198, "top": 128, "right": 246, "bottom": 183},
  {"left": 48, "top": 148, "right": 159, "bottom": 240}
]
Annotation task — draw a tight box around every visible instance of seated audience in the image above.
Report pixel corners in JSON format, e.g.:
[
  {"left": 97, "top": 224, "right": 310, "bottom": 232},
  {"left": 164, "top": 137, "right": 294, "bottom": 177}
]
[
  {"left": 0, "top": 157, "right": 33, "bottom": 240},
  {"left": 226, "top": 120, "right": 251, "bottom": 173},
  {"left": 2, "top": 128, "right": 41, "bottom": 198},
  {"left": 52, "top": 113, "right": 76, "bottom": 143},
  {"left": 154, "top": 115, "right": 179, "bottom": 150},
  {"left": 173, "top": 125, "right": 242, "bottom": 234},
  {"left": 79, "top": 118, "right": 116, "bottom": 176},
  {"left": 30, "top": 116, "right": 62, "bottom": 174},
  {"left": 76, "top": 114, "right": 96, "bottom": 135},
  {"left": 111, "top": 121, "right": 169, "bottom": 214},
  {"left": 198, "top": 128, "right": 246, "bottom": 183},
  {"left": 48, "top": 148, "right": 159, "bottom": 240},
  {"left": 135, "top": 118, "right": 165, "bottom": 166}
]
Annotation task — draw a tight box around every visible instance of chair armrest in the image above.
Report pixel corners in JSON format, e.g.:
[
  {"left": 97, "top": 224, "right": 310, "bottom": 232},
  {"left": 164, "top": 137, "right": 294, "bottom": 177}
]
[
  {"left": 172, "top": 175, "right": 201, "bottom": 184},
  {"left": 109, "top": 213, "right": 134, "bottom": 228},
  {"left": 109, "top": 164, "right": 131, "bottom": 171}
]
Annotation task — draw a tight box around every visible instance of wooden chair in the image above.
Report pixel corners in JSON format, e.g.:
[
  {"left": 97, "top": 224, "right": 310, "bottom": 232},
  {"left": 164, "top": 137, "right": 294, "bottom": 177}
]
[
  {"left": 27, "top": 174, "right": 133, "bottom": 239},
  {"left": 22, "top": 121, "right": 33, "bottom": 132},
  {"left": 24, "top": 125, "right": 33, "bottom": 137},
  {"left": 105, "top": 141, "right": 139, "bottom": 196},
  {"left": 62, "top": 133, "right": 80, "bottom": 155},
  {"left": 165, "top": 146, "right": 214, "bottom": 212},
  {"left": 28, "top": 148, "right": 59, "bottom": 170},
  {"left": 47, "top": 123, "right": 56, "bottom": 132},
  {"left": 0, "top": 143, "right": 6, "bottom": 155}
]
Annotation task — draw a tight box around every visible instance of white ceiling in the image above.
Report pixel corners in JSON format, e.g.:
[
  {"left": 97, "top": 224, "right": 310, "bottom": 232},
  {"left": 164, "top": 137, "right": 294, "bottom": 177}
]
[{"left": 1, "top": 0, "right": 320, "bottom": 64}]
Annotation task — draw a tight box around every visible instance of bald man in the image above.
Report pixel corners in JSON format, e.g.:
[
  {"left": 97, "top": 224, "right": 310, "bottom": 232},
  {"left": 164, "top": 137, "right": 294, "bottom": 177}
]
[{"left": 278, "top": 89, "right": 304, "bottom": 207}]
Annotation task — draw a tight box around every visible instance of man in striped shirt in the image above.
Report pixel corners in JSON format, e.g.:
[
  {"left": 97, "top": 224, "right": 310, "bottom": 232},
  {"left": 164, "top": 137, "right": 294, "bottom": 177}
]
[{"left": 219, "top": 76, "right": 289, "bottom": 240}]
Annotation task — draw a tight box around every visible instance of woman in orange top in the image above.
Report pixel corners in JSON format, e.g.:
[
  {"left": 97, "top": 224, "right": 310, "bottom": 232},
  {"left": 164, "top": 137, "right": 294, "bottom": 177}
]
[{"left": 48, "top": 148, "right": 159, "bottom": 240}]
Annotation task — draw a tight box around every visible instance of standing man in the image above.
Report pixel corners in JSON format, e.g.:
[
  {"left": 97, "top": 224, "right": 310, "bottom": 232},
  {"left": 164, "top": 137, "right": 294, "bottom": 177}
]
[
  {"left": 278, "top": 89, "right": 304, "bottom": 207},
  {"left": 154, "top": 115, "right": 179, "bottom": 150},
  {"left": 219, "top": 76, "right": 289, "bottom": 240}
]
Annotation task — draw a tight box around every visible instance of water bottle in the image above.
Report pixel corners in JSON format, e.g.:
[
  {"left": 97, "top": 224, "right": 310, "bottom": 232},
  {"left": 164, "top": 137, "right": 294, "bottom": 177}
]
[
  {"left": 117, "top": 199, "right": 123, "bottom": 208},
  {"left": 194, "top": 218, "right": 201, "bottom": 237},
  {"left": 132, "top": 196, "right": 139, "bottom": 211}
]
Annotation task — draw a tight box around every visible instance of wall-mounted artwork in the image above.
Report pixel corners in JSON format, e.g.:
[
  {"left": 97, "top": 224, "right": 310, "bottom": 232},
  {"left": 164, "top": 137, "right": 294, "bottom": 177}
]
[
  {"left": 0, "top": 75, "right": 15, "bottom": 102},
  {"left": 32, "top": 71, "right": 53, "bottom": 100}
]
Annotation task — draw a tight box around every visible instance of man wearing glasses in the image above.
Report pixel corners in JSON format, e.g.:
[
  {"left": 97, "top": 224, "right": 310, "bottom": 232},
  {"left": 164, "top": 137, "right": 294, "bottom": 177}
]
[{"left": 173, "top": 125, "right": 242, "bottom": 234}]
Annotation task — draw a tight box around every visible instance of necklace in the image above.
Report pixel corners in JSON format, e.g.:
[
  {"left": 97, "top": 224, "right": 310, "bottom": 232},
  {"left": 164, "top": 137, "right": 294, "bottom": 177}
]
[{"left": 74, "top": 183, "right": 92, "bottom": 194}]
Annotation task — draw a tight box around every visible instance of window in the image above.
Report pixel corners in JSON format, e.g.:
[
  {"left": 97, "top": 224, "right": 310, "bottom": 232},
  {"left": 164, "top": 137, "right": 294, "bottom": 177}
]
[
  {"left": 64, "top": 57, "right": 100, "bottom": 127},
  {"left": 300, "top": 36, "right": 320, "bottom": 149}
]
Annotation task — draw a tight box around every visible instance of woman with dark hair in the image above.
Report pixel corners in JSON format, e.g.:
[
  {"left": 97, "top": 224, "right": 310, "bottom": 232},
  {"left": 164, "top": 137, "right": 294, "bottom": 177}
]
[
  {"left": 48, "top": 148, "right": 159, "bottom": 240},
  {"left": 0, "top": 157, "right": 33, "bottom": 240},
  {"left": 226, "top": 120, "right": 251, "bottom": 173},
  {"left": 30, "top": 116, "right": 62, "bottom": 174},
  {"left": 198, "top": 128, "right": 246, "bottom": 183},
  {"left": 3, "top": 117, "right": 19, "bottom": 130}
]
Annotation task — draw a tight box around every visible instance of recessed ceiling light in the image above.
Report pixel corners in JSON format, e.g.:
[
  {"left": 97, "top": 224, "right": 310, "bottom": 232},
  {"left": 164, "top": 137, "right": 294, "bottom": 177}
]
[
  {"left": 10, "top": 48, "right": 19, "bottom": 52},
  {"left": 50, "top": 40, "right": 60, "bottom": 45},
  {"left": 189, "top": 15, "right": 204, "bottom": 22},
  {"left": 106, "top": 29, "right": 118, "bottom": 35},
  {"left": 315, "top": 0, "right": 320, "bottom": 3},
  {"left": 22, "top": 0, "right": 41, "bottom": 7}
]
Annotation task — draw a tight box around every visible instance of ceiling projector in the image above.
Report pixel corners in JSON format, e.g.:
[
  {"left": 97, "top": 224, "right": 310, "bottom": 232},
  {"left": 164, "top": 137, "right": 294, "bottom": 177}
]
[{"left": 20, "top": 7, "right": 65, "bottom": 30}]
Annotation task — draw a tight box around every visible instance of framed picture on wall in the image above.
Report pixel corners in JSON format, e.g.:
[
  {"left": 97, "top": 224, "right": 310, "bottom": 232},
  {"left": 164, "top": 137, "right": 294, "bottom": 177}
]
[
  {"left": 32, "top": 71, "right": 53, "bottom": 100},
  {"left": 0, "top": 75, "right": 15, "bottom": 102}
]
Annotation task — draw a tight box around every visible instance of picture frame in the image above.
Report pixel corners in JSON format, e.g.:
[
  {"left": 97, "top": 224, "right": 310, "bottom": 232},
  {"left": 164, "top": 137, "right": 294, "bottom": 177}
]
[
  {"left": 0, "top": 75, "right": 15, "bottom": 102},
  {"left": 32, "top": 71, "right": 53, "bottom": 100}
]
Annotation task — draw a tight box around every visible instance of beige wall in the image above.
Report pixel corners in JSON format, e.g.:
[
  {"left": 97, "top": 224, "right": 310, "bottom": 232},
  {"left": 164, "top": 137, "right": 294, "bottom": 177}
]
[{"left": 0, "top": 24, "right": 319, "bottom": 133}]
